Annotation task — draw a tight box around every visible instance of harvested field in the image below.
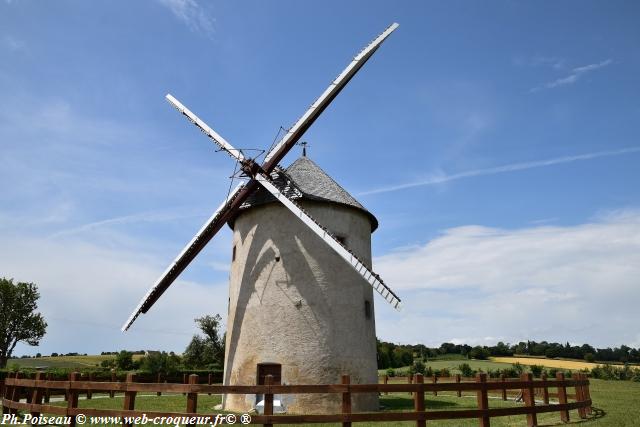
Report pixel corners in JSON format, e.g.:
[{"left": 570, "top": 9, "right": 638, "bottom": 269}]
[{"left": 492, "top": 356, "right": 600, "bottom": 370}]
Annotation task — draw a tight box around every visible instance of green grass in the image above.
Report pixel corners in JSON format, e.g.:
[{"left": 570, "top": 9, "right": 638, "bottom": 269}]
[
  {"left": 420, "top": 354, "right": 468, "bottom": 361},
  {"left": 44, "top": 392, "right": 574, "bottom": 426},
  {"left": 22, "top": 378, "right": 640, "bottom": 426},
  {"left": 281, "top": 380, "right": 638, "bottom": 427},
  {"left": 50, "top": 393, "right": 222, "bottom": 413},
  {"left": 379, "top": 359, "right": 513, "bottom": 376},
  {"left": 583, "top": 379, "right": 640, "bottom": 426},
  {"left": 7, "top": 354, "right": 142, "bottom": 369},
  {"left": 376, "top": 393, "right": 582, "bottom": 427}
]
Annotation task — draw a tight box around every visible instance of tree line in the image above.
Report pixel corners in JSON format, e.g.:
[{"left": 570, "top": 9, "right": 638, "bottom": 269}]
[
  {"left": 377, "top": 339, "right": 640, "bottom": 369},
  {"left": 99, "top": 314, "right": 225, "bottom": 374}
]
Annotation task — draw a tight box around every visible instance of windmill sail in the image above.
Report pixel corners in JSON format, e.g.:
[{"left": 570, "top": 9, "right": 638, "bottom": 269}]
[
  {"left": 121, "top": 183, "right": 246, "bottom": 331},
  {"left": 122, "top": 22, "right": 400, "bottom": 331},
  {"left": 262, "top": 22, "right": 399, "bottom": 170},
  {"left": 166, "top": 94, "right": 246, "bottom": 162},
  {"left": 254, "top": 173, "right": 401, "bottom": 310}
]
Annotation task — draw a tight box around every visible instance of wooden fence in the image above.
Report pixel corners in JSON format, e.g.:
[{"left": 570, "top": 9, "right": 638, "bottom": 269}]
[{"left": 2, "top": 372, "right": 591, "bottom": 427}]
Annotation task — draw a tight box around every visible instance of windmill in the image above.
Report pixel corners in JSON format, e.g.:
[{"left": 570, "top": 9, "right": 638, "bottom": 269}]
[{"left": 122, "top": 23, "right": 402, "bottom": 413}]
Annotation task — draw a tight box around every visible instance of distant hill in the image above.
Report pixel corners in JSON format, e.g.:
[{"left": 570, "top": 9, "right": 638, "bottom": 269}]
[{"left": 7, "top": 354, "right": 143, "bottom": 369}]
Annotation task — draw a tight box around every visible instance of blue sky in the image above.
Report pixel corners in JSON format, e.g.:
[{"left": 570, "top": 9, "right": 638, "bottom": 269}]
[{"left": 1, "top": 1, "right": 639, "bottom": 356}]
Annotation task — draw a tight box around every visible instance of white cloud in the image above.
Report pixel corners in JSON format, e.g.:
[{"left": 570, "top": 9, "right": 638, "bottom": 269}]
[
  {"left": 50, "top": 208, "right": 205, "bottom": 239},
  {"left": 1, "top": 233, "right": 229, "bottom": 356},
  {"left": 1, "top": 91, "right": 238, "bottom": 356},
  {"left": 374, "top": 210, "right": 640, "bottom": 348},
  {"left": 0, "top": 93, "right": 233, "bottom": 238},
  {"left": 359, "top": 146, "right": 640, "bottom": 196},
  {"left": 157, "top": 0, "right": 215, "bottom": 38},
  {"left": 2, "top": 35, "right": 26, "bottom": 52},
  {"left": 530, "top": 59, "right": 613, "bottom": 92},
  {"left": 5, "top": 206, "right": 639, "bottom": 354},
  {"left": 572, "top": 60, "right": 613, "bottom": 74}
]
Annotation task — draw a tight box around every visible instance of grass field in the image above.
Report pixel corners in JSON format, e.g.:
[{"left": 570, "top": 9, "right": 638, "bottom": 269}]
[
  {"left": 379, "top": 359, "right": 512, "bottom": 376},
  {"left": 40, "top": 378, "right": 639, "bottom": 426},
  {"left": 7, "top": 354, "right": 143, "bottom": 369},
  {"left": 492, "top": 356, "right": 601, "bottom": 370},
  {"left": 51, "top": 393, "right": 223, "bottom": 413},
  {"left": 380, "top": 356, "right": 632, "bottom": 377},
  {"left": 9, "top": 354, "right": 639, "bottom": 425}
]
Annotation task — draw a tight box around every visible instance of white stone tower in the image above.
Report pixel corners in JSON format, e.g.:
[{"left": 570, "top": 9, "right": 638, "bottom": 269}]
[{"left": 223, "top": 155, "right": 379, "bottom": 414}]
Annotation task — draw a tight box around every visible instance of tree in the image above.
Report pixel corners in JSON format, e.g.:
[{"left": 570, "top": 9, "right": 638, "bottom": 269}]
[
  {"left": 468, "top": 346, "right": 490, "bottom": 360},
  {"left": 0, "top": 278, "right": 47, "bottom": 368},
  {"left": 530, "top": 365, "right": 544, "bottom": 378},
  {"left": 115, "top": 350, "right": 135, "bottom": 370},
  {"left": 183, "top": 314, "right": 225, "bottom": 369},
  {"left": 392, "top": 346, "right": 413, "bottom": 367},
  {"left": 458, "top": 363, "right": 475, "bottom": 377},
  {"left": 409, "top": 360, "right": 426, "bottom": 375},
  {"left": 139, "top": 351, "right": 181, "bottom": 375}
]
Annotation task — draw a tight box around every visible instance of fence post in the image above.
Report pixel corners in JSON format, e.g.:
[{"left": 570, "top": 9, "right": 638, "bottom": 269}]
[
  {"left": 414, "top": 374, "right": 425, "bottom": 427},
  {"left": 157, "top": 373, "right": 162, "bottom": 397},
  {"left": 183, "top": 373, "right": 188, "bottom": 396},
  {"left": 572, "top": 373, "right": 587, "bottom": 419},
  {"left": 0, "top": 375, "right": 6, "bottom": 415},
  {"left": 408, "top": 374, "right": 413, "bottom": 396},
  {"left": 208, "top": 373, "right": 213, "bottom": 396},
  {"left": 384, "top": 375, "right": 388, "bottom": 395},
  {"left": 455, "top": 374, "right": 461, "bottom": 398},
  {"left": 31, "top": 372, "right": 45, "bottom": 417},
  {"left": 9, "top": 372, "right": 21, "bottom": 415},
  {"left": 342, "top": 375, "right": 351, "bottom": 427},
  {"left": 555, "top": 372, "right": 569, "bottom": 423},
  {"left": 86, "top": 372, "right": 93, "bottom": 400},
  {"left": 64, "top": 371, "right": 69, "bottom": 402},
  {"left": 499, "top": 374, "right": 506, "bottom": 401},
  {"left": 541, "top": 373, "right": 549, "bottom": 405},
  {"left": 432, "top": 375, "right": 437, "bottom": 396},
  {"left": 44, "top": 373, "right": 51, "bottom": 403},
  {"left": 582, "top": 373, "right": 592, "bottom": 415},
  {"left": 521, "top": 373, "right": 537, "bottom": 427},
  {"left": 475, "top": 373, "right": 490, "bottom": 427},
  {"left": 123, "top": 373, "right": 136, "bottom": 427},
  {"left": 187, "top": 374, "right": 199, "bottom": 416},
  {"left": 68, "top": 372, "right": 80, "bottom": 427},
  {"left": 264, "top": 374, "right": 274, "bottom": 427},
  {"left": 2, "top": 373, "right": 12, "bottom": 415},
  {"left": 110, "top": 370, "right": 116, "bottom": 398}
]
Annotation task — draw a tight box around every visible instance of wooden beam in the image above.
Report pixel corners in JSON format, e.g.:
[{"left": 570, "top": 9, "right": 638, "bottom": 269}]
[
  {"left": 475, "top": 373, "right": 490, "bottom": 427},
  {"left": 123, "top": 373, "right": 136, "bottom": 427},
  {"left": 68, "top": 372, "right": 80, "bottom": 427},
  {"left": 341, "top": 375, "right": 351, "bottom": 427},
  {"left": 414, "top": 374, "right": 425, "bottom": 427}
]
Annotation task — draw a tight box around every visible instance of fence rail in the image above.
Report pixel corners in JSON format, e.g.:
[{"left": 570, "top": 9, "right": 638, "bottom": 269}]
[{"left": 2, "top": 372, "right": 592, "bottom": 427}]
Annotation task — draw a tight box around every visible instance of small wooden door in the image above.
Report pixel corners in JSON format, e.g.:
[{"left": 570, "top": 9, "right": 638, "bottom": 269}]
[
  {"left": 256, "top": 363, "right": 281, "bottom": 406},
  {"left": 257, "top": 363, "right": 282, "bottom": 385}
]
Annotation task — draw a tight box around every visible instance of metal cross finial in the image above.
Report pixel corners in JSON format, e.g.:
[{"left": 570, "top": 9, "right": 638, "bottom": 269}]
[{"left": 300, "top": 141, "right": 308, "bottom": 157}]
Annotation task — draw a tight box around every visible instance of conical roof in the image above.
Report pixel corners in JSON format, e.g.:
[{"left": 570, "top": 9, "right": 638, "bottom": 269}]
[{"left": 235, "top": 156, "right": 378, "bottom": 231}]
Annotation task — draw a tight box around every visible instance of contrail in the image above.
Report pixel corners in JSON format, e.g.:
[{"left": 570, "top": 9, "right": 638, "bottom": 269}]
[
  {"left": 359, "top": 146, "right": 640, "bottom": 196},
  {"left": 49, "top": 209, "right": 203, "bottom": 238}
]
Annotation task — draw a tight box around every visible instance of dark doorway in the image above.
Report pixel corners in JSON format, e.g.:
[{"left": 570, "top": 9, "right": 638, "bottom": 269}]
[
  {"left": 257, "top": 362, "right": 282, "bottom": 385},
  {"left": 256, "top": 363, "right": 281, "bottom": 406}
]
